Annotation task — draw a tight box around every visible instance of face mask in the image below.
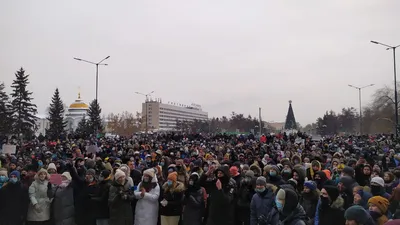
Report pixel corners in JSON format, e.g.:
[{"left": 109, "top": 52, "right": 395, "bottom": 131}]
[
  {"left": 38, "top": 162, "right": 43, "bottom": 167},
  {"left": 255, "top": 187, "right": 266, "bottom": 193},
  {"left": 189, "top": 180, "right": 194, "bottom": 186},
  {"left": 0, "top": 176, "right": 7, "bottom": 183},
  {"left": 143, "top": 177, "right": 150, "bottom": 182},
  {"left": 320, "top": 196, "right": 330, "bottom": 208},
  {"left": 146, "top": 160, "right": 151, "bottom": 163},
  {"left": 98, "top": 176, "right": 104, "bottom": 182},
  {"left": 371, "top": 186, "right": 381, "bottom": 195},
  {"left": 283, "top": 169, "right": 291, "bottom": 174},
  {"left": 10, "top": 177, "right": 18, "bottom": 184},
  {"left": 269, "top": 171, "right": 277, "bottom": 177},
  {"left": 160, "top": 162, "right": 165, "bottom": 167},
  {"left": 275, "top": 199, "right": 283, "bottom": 211},
  {"left": 167, "top": 180, "right": 173, "bottom": 186},
  {"left": 369, "top": 210, "right": 382, "bottom": 220},
  {"left": 87, "top": 178, "right": 94, "bottom": 183},
  {"left": 203, "top": 167, "right": 209, "bottom": 172}
]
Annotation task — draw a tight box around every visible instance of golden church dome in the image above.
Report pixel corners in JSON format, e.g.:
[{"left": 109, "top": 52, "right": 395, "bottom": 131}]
[{"left": 69, "top": 92, "right": 89, "bottom": 109}]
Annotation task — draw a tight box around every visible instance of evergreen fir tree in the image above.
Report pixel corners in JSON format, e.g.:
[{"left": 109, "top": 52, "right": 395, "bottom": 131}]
[
  {"left": 0, "top": 82, "right": 13, "bottom": 136},
  {"left": 87, "top": 99, "right": 103, "bottom": 134},
  {"left": 10, "top": 68, "right": 37, "bottom": 138},
  {"left": 75, "top": 116, "right": 89, "bottom": 139},
  {"left": 284, "top": 100, "right": 297, "bottom": 130},
  {"left": 46, "top": 88, "right": 67, "bottom": 140}
]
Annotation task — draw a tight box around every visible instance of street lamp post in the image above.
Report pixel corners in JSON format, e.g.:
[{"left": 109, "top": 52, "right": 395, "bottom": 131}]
[
  {"left": 135, "top": 91, "right": 154, "bottom": 133},
  {"left": 371, "top": 40, "right": 400, "bottom": 137},
  {"left": 73, "top": 56, "right": 110, "bottom": 102},
  {"left": 348, "top": 84, "right": 374, "bottom": 135}
]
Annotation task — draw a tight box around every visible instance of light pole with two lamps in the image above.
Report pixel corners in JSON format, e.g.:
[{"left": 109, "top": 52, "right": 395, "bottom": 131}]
[
  {"left": 135, "top": 91, "right": 154, "bottom": 133},
  {"left": 371, "top": 40, "right": 400, "bottom": 137},
  {"left": 348, "top": 84, "right": 374, "bottom": 135}
]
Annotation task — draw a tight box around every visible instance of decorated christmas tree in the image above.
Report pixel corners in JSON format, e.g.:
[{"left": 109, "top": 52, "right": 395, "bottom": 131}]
[{"left": 284, "top": 100, "right": 297, "bottom": 130}]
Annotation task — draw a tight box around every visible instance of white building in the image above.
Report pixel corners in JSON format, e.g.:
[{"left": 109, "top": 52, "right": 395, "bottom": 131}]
[
  {"left": 65, "top": 92, "right": 89, "bottom": 131},
  {"left": 142, "top": 99, "right": 208, "bottom": 130},
  {"left": 35, "top": 114, "right": 50, "bottom": 136}
]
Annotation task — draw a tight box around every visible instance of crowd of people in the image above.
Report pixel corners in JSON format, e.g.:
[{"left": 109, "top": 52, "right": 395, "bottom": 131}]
[{"left": 1, "top": 132, "right": 400, "bottom": 225}]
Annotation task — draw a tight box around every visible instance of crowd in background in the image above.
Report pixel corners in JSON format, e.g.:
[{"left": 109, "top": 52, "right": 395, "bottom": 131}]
[{"left": 2, "top": 132, "right": 400, "bottom": 225}]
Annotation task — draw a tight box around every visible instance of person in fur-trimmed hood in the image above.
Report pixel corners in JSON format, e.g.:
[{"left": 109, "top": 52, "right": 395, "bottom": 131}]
[
  {"left": 160, "top": 172, "right": 185, "bottom": 225},
  {"left": 317, "top": 181, "right": 346, "bottom": 225}
]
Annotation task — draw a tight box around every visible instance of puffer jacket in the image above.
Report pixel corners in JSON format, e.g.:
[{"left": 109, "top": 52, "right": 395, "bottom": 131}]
[
  {"left": 51, "top": 184, "right": 75, "bottom": 225},
  {"left": 249, "top": 187, "right": 275, "bottom": 225},
  {"left": 27, "top": 169, "right": 52, "bottom": 222},
  {"left": 160, "top": 181, "right": 185, "bottom": 216}
]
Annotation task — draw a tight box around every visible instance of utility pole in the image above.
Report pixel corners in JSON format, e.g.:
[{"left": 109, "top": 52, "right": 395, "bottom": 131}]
[{"left": 259, "top": 107, "right": 262, "bottom": 134}]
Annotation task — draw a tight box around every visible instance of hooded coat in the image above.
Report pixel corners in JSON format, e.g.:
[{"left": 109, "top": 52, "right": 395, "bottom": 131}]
[
  {"left": 51, "top": 183, "right": 75, "bottom": 225},
  {"left": 318, "top": 196, "right": 346, "bottom": 225},
  {"left": 134, "top": 174, "right": 160, "bottom": 225},
  {"left": 249, "top": 187, "right": 275, "bottom": 225},
  {"left": 0, "top": 180, "right": 29, "bottom": 225},
  {"left": 160, "top": 181, "right": 185, "bottom": 216},
  {"left": 206, "top": 166, "right": 236, "bottom": 225},
  {"left": 268, "top": 204, "right": 308, "bottom": 225},
  {"left": 27, "top": 169, "right": 52, "bottom": 222},
  {"left": 108, "top": 179, "right": 135, "bottom": 225},
  {"left": 182, "top": 181, "right": 206, "bottom": 225}
]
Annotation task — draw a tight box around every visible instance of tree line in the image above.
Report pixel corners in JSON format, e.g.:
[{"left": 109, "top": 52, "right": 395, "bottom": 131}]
[
  {"left": 303, "top": 85, "right": 399, "bottom": 135},
  {"left": 0, "top": 67, "right": 103, "bottom": 141}
]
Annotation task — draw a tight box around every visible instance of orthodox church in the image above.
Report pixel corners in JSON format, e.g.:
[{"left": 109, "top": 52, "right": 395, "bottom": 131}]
[{"left": 65, "top": 92, "right": 89, "bottom": 131}]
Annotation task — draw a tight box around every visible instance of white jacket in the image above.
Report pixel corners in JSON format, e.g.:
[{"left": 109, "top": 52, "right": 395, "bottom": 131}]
[
  {"left": 27, "top": 169, "right": 51, "bottom": 222},
  {"left": 134, "top": 176, "right": 160, "bottom": 225}
]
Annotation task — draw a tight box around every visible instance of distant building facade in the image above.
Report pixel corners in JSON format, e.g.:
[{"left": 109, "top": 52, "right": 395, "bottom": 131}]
[
  {"left": 35, "top": 115, "right": 50, "bottom": 136},
  {"left": 142, "top": 99, "right": 208, "bottom": 130}
]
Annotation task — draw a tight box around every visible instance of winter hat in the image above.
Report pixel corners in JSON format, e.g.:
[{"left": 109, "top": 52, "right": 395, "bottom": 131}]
[
  {"left": 288, "top": 178, "right": 298, "bottom": 187},
  {"left": 242, "top": 164, "right": 250, "bottom": 171},
  {"left": 368, "top": 196, "right": 389, "bottom": 214},
  {"left": 371, "top": 177, "right": 385, "bottom": 187},
  {"left": 344, "top": 205, "right": 371, "bottom": 224},
  {"left": 0, "top": 168, "right": 8, "bottom": 178},
  {"left": 143, "top": 168, "right": 155, "bottom": 178},
  {"left": 276, "top": 188, "right": 286, "bottom": 200},
  {"left": 190, "top": 172, "right": 200, "bottom": 179},
  {"left": 114, "top": 169, "right": 126, "bottom": 181},
  {"left": 343, "top": 166, "right": 355, "bottom": 177},
  {"left": 9, "top": 170, "right": 20, "bottom": 180},
  {"left": 86, "top": 169, "right": 96, "bottom": 177},
  {"left": 100, "top": 170, "right": 111, "bottom": 178},
  {"left": 322, "top": 170, "right": 331, "bottom": 180},
  {"left": 245, "top": 170, "right": 255, "bottom": 178},
  {"left": 270, "top": 165, "right": 280, "bottom": 173},
  {"left": 168, "top": 172, "right": 178, "bottom": 182},
  {"left": 277, "top": 188, "right": 299, "bottom": 216},
  {"left": 47, "top": 163, "right": 57, "bottom": 172},
  {"left": 304, "top": 181, "right": 317, "bottom": 191},
  {"left": 230, "top": 166, "right": 239, "bottom": 176},
  {"left": 256, "top": 176, "right": 267, "bottom": 186},
  {"left": 323, "top": 181, "right": 340, "bottom": 202},
  {"left": 61, "top": 172, "right": 72, "bottom": 181}
]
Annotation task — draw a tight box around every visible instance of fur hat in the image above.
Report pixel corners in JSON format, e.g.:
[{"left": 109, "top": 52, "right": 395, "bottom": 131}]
[
  {"left": 168, "top": 172, "right": 178, "bottom": 182},
  {"left": 114, "top": 169, "right": 126, "bottom": 181},
  {"left": 368, "top": 196, "right": 389, "bottom": 214},
  {"left": 61, "top": 172, "right": 72, "bottom": 181}
]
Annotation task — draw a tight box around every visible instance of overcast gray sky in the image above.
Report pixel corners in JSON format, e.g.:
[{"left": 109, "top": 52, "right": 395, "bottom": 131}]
[{"left": 1, "top": 1, "right": 399, "bottom": 125}]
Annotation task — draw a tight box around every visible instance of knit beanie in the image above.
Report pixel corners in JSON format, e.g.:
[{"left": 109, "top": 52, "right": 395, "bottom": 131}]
[
  {"left": 256, "top": 176, "right": 267, "bottom": 186},
  {"left": 47, "top": 163, "right": 57, "bottom": 172},
  {"left": 276, "top": 188, "right": 286, "bottom": 200},
  {"left": 368, "top": 196, "right": 389, "bottom": 214},
  {"left": 10, "top": 170, "right": 20, "bottom": 180},
  {"left": 343, "top": 166, "right": 355, "bottom": 177},
  {"left": 61, "top": 172, "right": 72, "bottom": 181},
  {"left": 114, "top": 169, "right": 126, "bottom": 181},
  {"left": 304, "top": 181, "right": 317, "bottom": 191},
  {"left": 168, "top": 172, "right": 178, "bottom": 182},
  {"left": 143, "top": 168, "right": 155, "bottom": 178},
  {"left": 371, "top": 177, "right": 385, "bottom": 187},
  {"left": 344, "top": 205, "right": 371, "bottom": 224},
  {"left": 101, "top": 170, "right": 111, "bottom": 179},
  {"left": 86, "top": 169, "right": 96, "bottom": 177}
]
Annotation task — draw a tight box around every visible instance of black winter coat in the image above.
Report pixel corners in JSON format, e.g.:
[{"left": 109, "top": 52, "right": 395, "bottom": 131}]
[
  {"left": 92, "top": 179, "right": 112, "bottom": 219},
  {"left": 0, "top": 182, "right": 29, "bottom": 225},
  {"left": 269, "top": 204, "right": 308, "bottom": 225},
  {"left": 108, "top": 180, "right": 135, "bottom": 225},
  {"left": 182, "top": 186, "right": 205, "bottom": 225},
  {"left": 318, "top": 196, "right": 346, "bottom": 225},
  {"left": 159, "top": 181, "right": 185, "bottom": 216}
]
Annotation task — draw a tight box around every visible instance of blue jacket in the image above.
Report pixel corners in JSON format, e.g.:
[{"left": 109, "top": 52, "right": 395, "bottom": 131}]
[{"left": 250, "top": 188, "right": 275, "bottom": 225}]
